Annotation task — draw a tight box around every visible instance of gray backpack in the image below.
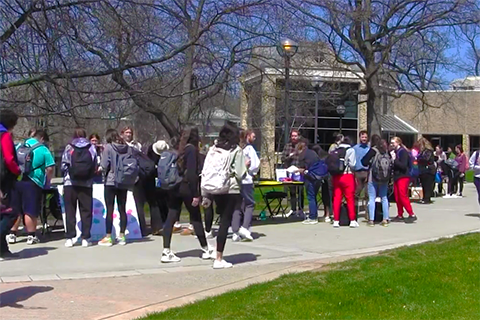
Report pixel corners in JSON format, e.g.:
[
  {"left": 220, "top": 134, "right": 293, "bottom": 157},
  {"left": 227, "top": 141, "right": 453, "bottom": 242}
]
[
  {"left": 371, "top": 148, "right": 392, "bottom": 183},
  {"left": 114, "top": 147, "right": 139, "bottom": 189},
  {"left": 157, "top": 150, "right": 183, "bottom": 190}
]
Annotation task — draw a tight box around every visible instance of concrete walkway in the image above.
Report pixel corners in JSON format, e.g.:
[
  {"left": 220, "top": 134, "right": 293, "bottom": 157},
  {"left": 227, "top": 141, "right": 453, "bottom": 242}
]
[{"left": 1, "top": 184, "right": 479, "bottom": 320}]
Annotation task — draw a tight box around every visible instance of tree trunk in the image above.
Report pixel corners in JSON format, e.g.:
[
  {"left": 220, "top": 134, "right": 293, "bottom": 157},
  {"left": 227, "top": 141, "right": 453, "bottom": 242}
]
[
  {"left": 181, "top": 45, "right": 195, "bottom": 124},
  {"left": 366, "top": 74, "right": 382, "bottom": 136}
]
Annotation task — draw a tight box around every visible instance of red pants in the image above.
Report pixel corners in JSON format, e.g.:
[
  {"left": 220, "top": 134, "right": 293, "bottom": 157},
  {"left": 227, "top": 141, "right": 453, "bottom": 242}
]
[
  {"left": 394, "top": 177, "right": 414, "bottom": 217},
  {"left": 332, "top": 174, "right": 356, "bottom": 221}
]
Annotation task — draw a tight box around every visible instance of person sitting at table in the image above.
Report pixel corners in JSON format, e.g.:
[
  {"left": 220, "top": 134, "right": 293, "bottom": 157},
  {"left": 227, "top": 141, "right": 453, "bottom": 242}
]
[
  {"left": 281, "top": 129, "right": 304, "bottom": 217},
  {"left": 62, "top": 128, "right": 98, "bottom": 247}
]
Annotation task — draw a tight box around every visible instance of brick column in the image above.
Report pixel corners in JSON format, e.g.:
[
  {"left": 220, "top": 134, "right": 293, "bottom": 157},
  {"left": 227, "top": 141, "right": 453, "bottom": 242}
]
[{"left": 260, "top": 77, "right": 277, "bottom": 179}]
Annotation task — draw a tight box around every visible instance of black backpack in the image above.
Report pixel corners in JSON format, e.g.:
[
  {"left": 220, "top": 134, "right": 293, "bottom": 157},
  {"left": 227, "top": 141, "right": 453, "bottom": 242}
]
[
  {"left": 132, "top": 148, "right": 156, "bottom": 180},
  {"left": 326, "top": 147, "right": 348, "bottom": 175},
  {"left": 371, "top": 149, "right": 392, "bottom": 183},
  {"left": 69, "top": 144, "right": 95, "bottom": 180}
]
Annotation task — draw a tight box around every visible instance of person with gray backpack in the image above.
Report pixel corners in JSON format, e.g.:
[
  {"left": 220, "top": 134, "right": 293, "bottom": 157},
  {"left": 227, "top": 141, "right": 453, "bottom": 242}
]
[
  {"left": 159, "top": 127, "right": 214, "bottom": 263},
  {"left": 98, "top": 129, "right": 139, "bottom": 247},
  {"left": 361, "top": 135, "right": 392, "bottom": 227}
]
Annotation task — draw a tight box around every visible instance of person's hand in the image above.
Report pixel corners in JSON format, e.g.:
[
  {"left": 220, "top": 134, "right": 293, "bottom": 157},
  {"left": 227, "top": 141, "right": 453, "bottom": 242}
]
[
  {"left": 297, "top": 168, "right": 305, "bottom": 174},
  {"left": 192, "top": 197, "right": 201, "bottom": 207},
  {"left": 246, "top": 158, "right": 251, "bottom": 167},
  {"left": 460, "top": 173, "right": 465, "bottom": 178},
  {"left": 201, "top": 197, "right": 212, "bottom": 208},
  {"left": 289, "top": 152, "right": 294, "bottom": 157}
]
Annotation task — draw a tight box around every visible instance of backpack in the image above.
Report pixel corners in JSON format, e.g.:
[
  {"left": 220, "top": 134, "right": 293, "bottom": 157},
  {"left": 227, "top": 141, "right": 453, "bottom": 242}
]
[
  {"left": 305, "top": 159, "right": 329, "bottom": 182},
  {"left": 114, "top": 147, "right": 139, "bottom": 189},
  {"left": 445, "top": 158, "right": 459, "bottom": 171},
  {"left": 201, "top": 146, "right": 235, "bottom": 195},
  {"left": 326, "top": 147, "right": 348, "bottom": 175},
  {"left": 157, "top": 150, "right": 183, "bottom": 190},
  {"left": 69, "top": 144, "right": 95, "bottom": 180},
  {"left": 16, "top": 142, "right": 43, "bottom": 175},
  {"left": 371, "top": 149, "right": 392, "bottom": 183},
  {"left": 132, "top": 148, "right": 156, "bottom": 180}
]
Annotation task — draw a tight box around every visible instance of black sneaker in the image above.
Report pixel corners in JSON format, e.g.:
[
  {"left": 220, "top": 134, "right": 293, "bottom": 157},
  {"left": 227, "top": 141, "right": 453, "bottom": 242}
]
[
  {"left": 392, "top": 216, "right": 405, "bottom": 222},
  {"left": 405, "top": 215, "right": 418, "bottom": 224}
]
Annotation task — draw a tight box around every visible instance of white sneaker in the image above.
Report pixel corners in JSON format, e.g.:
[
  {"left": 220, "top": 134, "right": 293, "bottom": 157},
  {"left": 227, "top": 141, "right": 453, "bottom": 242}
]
[
  {"left": 65, "top": 239, "right": 74, "bottom": 248},
  {"left": 302, "top": 218, "right": 318, "bottom": 225},
  {"left": 205, "top": 231, "right": 214, "bottom": 239},
  {"left": 6, "top": 234, "right": 16, "bottom": 244},
  {"left": 161, "top": 250, "right": 181, "bottom": 263},
  {"left": 238, "top": 227, "right": 253, "bottom": 241},
  {"left": 443, "top": 194, "right": 452, "bottom": 199},
  {"left": 26, "top": 235, "right": 40, "bottom": 245},
  {"left": 324, "top": 216, "right": 331, "bottom": 223},
  {"left": 333, "top": 221, "right": 340, "bottom": 228},
  {"left": 285, "top": 210, "right": 294, "bottom": 218},
  {"left": 202, "top": 247, "right": 216, "bottom": 260},
  {"left": 350, "top": 221, "right": 360, "bottom": 228},
  {"left": 213, "top": 259, "right": 233, "bottom": 269},
  {"left": 232, "top": 233, "right": 241, "bottom": 242},
  {"left": 82, "top": 239, "right": 92, "bottom": 247}
]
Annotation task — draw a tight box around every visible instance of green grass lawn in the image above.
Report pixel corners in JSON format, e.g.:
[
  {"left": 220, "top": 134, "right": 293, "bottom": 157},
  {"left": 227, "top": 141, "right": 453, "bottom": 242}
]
[{"left": 140, "top": 233, "right": 480, "bottom": 320}]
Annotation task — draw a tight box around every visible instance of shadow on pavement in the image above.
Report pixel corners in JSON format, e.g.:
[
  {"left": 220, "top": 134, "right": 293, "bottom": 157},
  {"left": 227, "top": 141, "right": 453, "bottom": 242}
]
[
  {"left": 0, "top": 286, "right": 53, "bottom": 309},
  {"left": 176, "top": 249, "right": 203, "bottom": 259},
  {"left": 15, "top": 247, "right": 56, "bottom": 260},
  {"left": 465, "top": 213, "right": 480, "bottom": 218},
  {"left": 224, "top": 253, "right": 260, "bottom": 265}
]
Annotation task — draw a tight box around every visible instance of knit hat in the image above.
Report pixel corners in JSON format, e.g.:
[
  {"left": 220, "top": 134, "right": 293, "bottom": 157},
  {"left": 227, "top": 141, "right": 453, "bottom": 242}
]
[{"left": 152, "top": 140, "right": 169, "bottom": 155}]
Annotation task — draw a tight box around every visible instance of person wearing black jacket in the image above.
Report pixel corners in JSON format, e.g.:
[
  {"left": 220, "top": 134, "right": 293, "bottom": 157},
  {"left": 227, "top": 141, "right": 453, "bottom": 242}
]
[
  {"left": 416, "top": 138, "right": 436, "bottom": 204},
  {"left": 297, "top": 141, "right": 321, "bottom": 225},
  {"left": 390, "top": 137, "right": 417, "bottom": 224},
  {"left": 161, "top": 127, "right": 214, "bottom": 263}
]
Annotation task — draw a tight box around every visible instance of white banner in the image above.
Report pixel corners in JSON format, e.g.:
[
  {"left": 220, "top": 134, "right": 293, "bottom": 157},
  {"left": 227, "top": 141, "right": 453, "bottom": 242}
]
[{"left": 57, "top": 184, "right": 142, "bottom": 241}]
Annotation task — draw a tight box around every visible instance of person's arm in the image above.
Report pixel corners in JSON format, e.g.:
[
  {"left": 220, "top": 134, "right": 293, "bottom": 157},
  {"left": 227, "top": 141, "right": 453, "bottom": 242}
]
[
  {"left": 100, "top": 144, "right": 111, "bottom": 173},
  {"left": 346, "top": 148, "right": 356, "bottom": 170},
  {"left": 247, "top": 146, "right": 260, "bottom": 175},
  {"left": 361, "top": 149, "right": 376, "bottom": 167},
  {"left": 61, "top": 144, "right": 72, "bottom": 175},
  {"left": 184, "top": 145, "right": 200, "bottom": 198},
  {"left": 43, "top": 149, "right": 56, "bottom": 187},
  {"left": 234, "top": 148, "right": 248, "bottom": 180},
  {"left": 469, "top": 152, "right": 478, "bottom": 169},
  {"left": 0, "top": 133, "right": 21, "bottom": 176}
]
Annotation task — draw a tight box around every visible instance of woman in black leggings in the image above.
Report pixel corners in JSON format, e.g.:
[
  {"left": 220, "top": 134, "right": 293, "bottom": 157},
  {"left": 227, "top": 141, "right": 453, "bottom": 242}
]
[
  {"left": 160, "top": 129, "right": 214, "bottom": 263},
  {"left": 202, "top": 122, "right": 247, "bottom": 269}
]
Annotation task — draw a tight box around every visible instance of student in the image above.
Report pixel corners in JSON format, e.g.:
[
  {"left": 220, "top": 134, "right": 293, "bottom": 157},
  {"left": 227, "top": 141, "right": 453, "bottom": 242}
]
[
  {"left": 353, "top": 131, "right": 370, "bottom": 208},
  {"left": 311, "top": 144, "right": 332, "bottom": 222},
  {"left": 416, "top": 138, "right": 436, "bottom": 204},
  {"left": 202, "top": 122, "right": 247, "bottom": 269},
  {"left": 434, "top": 145, "right": 446, "bottom": 195},
  {"left": 160, "top": 127, "right": 214, "bottom": 263},
  {"left": 297, "top": 140, "right": 322, "bottom": 225},
  {"left": 469, "top": 150, "right": 480, "bottom": 205},
  {"left": 454, "top": 145, "right": 468, "bottom": 198},
  {"left": 232, "top": 129, "right": 260, "bottom": 241},
  {"left": 98, "top": 129, "right": 132, "bottom": 246},
  {"left": 391, "top": 137, "right": 417, "bottom": 223},
  {"left": 121, "top": 126, "right": 142, "bottom": 151},
  {"left": 329, "top": 136, "right": 357, "bottom": 228},
  {"left": 281, "top": 129, "right": 304, "bottom": 217},
  {"left": 10, "top": 129, "right": 55, "bottom": 245},
  {"left": 361, "top": 135, "right": 391, "bottom": 227},
  {"left": 89, "top": 133, "right": 103, "bottom": 184},
  {"left": 62, "top": 128, "right": 97, "bottom": 247},
  {"left": 0, "top": 109, "right": 21, "bottom": 259}
]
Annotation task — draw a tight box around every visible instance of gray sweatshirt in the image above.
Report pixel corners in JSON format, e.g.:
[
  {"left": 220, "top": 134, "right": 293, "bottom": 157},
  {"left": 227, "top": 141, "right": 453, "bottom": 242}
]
[
  {"left": 61, "top": 138, "right": 97, "bottom": 188},
  {"left": 100, "top": 142, "right": 130, "bottom": 186}
]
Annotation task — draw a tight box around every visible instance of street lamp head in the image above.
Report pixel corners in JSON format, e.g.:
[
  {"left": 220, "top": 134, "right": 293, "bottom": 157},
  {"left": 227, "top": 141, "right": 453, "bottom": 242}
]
[
  {"left": 336, "top": 105, "right": 346, "bottom": 115},
  {"left": 311, "top": 77, "right": 324, "bottom": 89},
  {"left": 277, "top": 39, "right": 298, "bottom": 58}
]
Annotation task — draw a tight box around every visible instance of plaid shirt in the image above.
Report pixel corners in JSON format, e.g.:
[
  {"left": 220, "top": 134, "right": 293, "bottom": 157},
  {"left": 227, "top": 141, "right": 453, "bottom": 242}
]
[{"left": 281, "top": 142, "right": 300, "bottom": 167}]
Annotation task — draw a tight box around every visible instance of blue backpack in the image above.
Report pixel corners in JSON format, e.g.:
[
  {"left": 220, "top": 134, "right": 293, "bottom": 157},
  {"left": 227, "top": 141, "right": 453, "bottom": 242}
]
[{"left": 305, "top": 159, "right": 329, "bottom": 181}]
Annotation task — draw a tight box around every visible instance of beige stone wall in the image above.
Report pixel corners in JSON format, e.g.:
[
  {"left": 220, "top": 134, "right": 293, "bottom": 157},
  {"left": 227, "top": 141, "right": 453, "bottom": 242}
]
[{"left": 259, "top": 77, "right": 277, "bottom": 179}]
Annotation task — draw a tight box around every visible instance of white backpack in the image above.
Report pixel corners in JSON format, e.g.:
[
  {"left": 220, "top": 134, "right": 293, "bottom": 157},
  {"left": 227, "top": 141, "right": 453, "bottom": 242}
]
[{"left": 201, "top": 146, "right": 236, "bottom": 194}]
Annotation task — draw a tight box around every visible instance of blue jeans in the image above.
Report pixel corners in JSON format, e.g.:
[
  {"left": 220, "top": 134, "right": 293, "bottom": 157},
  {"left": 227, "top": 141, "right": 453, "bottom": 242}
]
[
  {"left": 367, "top": 182, "right": 389, "bottom": 221},
  {"left": 305, "top": 179, "right": 321, "bottom": 220}
]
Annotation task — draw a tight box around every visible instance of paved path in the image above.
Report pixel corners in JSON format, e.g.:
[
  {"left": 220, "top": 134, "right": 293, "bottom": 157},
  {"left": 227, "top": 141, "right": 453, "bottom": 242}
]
[{"left": 1, "top": 185, "right": 479, "bottom": 320}]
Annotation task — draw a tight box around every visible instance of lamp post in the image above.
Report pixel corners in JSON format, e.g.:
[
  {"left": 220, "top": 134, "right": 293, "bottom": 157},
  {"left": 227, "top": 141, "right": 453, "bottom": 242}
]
[
  {"left": 277, "top": 39, "right": 298, "bottom": 147},
  {"left": 311, "top": 78, "right": 324, "bottom": 144},
  {"left": 336, "top": 104, "right": 346, "bottom": 134}
]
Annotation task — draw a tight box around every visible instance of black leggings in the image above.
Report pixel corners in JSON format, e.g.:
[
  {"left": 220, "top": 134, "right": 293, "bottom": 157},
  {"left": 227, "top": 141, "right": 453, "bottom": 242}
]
[
  {"left": 104, "top": 186, "right": 128, "bottom": 234},
  {"left": 419, "top": 173, "right": 435, "bottom": 202},
  {"left": 204, "top": 204, "right": 214, "bottom": 233},
  {"left": 214, "top": 194, "right": 241, "bottom": 253},
  {"left": 162, "top": 193, "right": 207, "bottom": 249}
]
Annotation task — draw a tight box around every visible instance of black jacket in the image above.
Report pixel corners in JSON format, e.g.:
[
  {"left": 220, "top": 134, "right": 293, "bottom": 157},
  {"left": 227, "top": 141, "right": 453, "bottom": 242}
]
[{"left": 393, "top": 147, "right": 410, "bottom": 181}]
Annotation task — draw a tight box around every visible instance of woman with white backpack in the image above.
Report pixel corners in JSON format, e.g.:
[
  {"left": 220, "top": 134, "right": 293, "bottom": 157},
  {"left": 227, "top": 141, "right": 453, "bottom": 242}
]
[
  {"left": 231, "top": 129, "right": 259, "bottom": 242},
  {"left": 201, "top": 122, "right": 247, "bottom": 269}
]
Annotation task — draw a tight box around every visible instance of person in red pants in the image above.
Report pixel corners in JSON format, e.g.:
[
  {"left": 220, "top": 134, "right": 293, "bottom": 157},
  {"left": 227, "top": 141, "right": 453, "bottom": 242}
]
[
  {"left": 391, "top": 137, "right": 418, "bottom": 224},
  {"left": 330, "top": 136, "right": 358, "bottom": 228}
]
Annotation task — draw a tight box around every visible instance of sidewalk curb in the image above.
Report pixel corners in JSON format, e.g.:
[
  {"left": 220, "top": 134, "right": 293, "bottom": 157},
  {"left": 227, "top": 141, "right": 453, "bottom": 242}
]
[{"left": 95, "top": 228, "right": 480, "bottom": 320}]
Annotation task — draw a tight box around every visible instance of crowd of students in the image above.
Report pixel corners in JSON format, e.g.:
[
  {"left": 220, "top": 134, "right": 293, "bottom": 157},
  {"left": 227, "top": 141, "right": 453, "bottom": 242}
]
[{"left": 1, "top": 107, "right": 479, "bottom": 268}]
